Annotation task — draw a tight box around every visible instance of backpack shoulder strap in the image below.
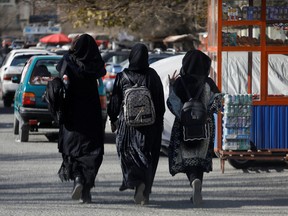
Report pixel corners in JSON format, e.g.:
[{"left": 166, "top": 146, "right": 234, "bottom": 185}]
[
  {"left": 60, "top": 60, "right": 67, "bottom": 78},
  {"left": 122, "top": 70, "right": 146, "bottom": 87},
  {"left": 122, "top": 70, "right": 133, "bottom": 85},
  {"left": 180, "top": 77, "right": 192, "bottom": 98},
  {"left": 140, "top": 72, "right": 147, "bottom": 86},
  {"left": 194, "top": 81, "right": 205, "bottom": 100},
  {"left": 180, "top": 77, "right": 206, "bottom": 100}
]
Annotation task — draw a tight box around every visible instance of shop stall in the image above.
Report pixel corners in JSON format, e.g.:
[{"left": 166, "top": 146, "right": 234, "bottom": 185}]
[{"left": 207, "top": 0, "right": 288, "bottom": 172}]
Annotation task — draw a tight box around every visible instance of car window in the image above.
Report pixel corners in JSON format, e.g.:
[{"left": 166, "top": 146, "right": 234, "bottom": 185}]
[
  {"left": 12, "top": 41, "right": 25, "bottom": 49},
  {"left": 1, "top": 52, "right": 12, "bottom": 66},
  {"left": 105, "top": 55, "right": 128, "bottom": 64},
  {"left": 149, "top": 57, "right": 164, "bottom": 64},
  {"left": 30, "top": 59, "right": 60, "bottom": 85},
  {"left": 95, "top": 35, "right": 109, "bottom": 40},
  {"left": 20, "top": 60, "right": 31, "bottom": 83},
  {"left": 11, "top": 55, "right": 34, "bottom": 66},
  {"left": 101, "top": 52, "right": 130, "bottom": 64}
]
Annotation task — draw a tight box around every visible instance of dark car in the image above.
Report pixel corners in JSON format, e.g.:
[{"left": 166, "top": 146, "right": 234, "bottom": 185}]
[
  {"left": 101, "top": 49, "right": 130, "bottom": 64},
  {"left": 101, "top": 50, "right": 130, "bottom": 100},
  {"left": 13, "top": 55, "right": 107, "bottom": 142}
]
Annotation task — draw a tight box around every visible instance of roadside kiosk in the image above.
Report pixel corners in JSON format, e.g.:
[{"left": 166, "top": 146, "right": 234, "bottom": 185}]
[{"left": 207, "top": 0, "right": 288, "bottom": 172}]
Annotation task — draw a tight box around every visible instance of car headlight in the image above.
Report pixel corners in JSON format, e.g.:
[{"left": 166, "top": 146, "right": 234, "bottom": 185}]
[{"left": 105, "top": 80, "right": 114, "bottom": 92}]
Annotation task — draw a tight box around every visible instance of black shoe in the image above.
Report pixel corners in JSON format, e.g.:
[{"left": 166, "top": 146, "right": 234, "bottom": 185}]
[
  {"left": 79, "top": 186, "right": 92, "bottom": 204},
  {"left": 119, "top": 182, "right": 133, "bottom": 191},
  {"left": 142, "top": 194, "right": 149, "bottom": 205},
  {"left": 71, "top": 176, "right": 83, "bottom": 200},
  {"left": 190, "top": 179, "right": 202, "bottom": 206},
  {"left": 134, "top": 183, "right": 145, "bottom": 205}
]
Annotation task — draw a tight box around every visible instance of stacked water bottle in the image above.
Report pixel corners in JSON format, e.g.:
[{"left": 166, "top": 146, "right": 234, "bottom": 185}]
[{"left": 222, "top": 94, "right": 253, "bottom": 150}]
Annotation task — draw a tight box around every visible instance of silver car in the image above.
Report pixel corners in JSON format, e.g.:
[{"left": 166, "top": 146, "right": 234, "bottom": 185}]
[{"left": 0, "top": 49, "right": 52, "bottom": 107}]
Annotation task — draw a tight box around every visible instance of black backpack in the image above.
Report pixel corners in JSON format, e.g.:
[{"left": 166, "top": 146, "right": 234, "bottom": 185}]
[
  {"left": 44, "top": 61, "right": 67, "bottom": 124},
  {"left": 180, "top": 78, "right": 209, "bottom": 141}
]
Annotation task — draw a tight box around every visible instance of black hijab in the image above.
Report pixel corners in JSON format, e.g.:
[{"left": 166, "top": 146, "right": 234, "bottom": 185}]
[
  {"left": 175, "top": 50, "right": 212, "bottom": 101},
  {"left": 180, "top": 49, "right": 211, "bottom": 79},
  {"left": 68, "top": 33, "right": 106, "bottom": 77},
  {"left": 128, "top": 43, "right": 149, "bottom": 73}
]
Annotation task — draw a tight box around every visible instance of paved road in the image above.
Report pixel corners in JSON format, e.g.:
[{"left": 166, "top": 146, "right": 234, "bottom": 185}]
[{"left": 0, "top": 103, "right": 288, "bottom": 216}]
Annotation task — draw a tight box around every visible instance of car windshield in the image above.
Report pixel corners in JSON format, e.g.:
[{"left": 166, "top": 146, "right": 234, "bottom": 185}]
[
  {"left": 30, "top": 59, "right": 60, "bottom": 85},
  {"left": 105, "top": 55, "right": 128, "bottom": 64},
  {"left": 12, "top": 41, "right": 25, "bottom": 48},
  {"left": 101, "top": 51, "right": 130, "bottom": 64},
  {"left": 11, "top": 55, "right": 35, "bottom": 67}
]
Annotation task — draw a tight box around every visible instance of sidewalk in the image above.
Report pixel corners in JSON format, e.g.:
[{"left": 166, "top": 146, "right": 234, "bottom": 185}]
[{"left": 0, "top": 113, "right": 288, "bottom": 216}]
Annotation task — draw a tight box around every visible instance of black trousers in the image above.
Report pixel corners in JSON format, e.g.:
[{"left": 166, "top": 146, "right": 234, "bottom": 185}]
[{"left": 186, "top": 166, "right": 204, "bottom": 183}]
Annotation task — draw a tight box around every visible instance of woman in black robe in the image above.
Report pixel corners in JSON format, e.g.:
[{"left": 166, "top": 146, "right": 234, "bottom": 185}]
[
  {"left": 56, "top": 34, "right": 106, "bottom": 203},
  {"left": 108, "top": 43, "right": 165, "bottom": 205},
  {"left": 167, "top": 50, "right": 223, "bottom": 206}
]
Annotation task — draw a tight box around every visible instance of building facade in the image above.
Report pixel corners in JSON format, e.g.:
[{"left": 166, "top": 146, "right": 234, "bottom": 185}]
[{"left": 0, "top": 0, "right": 61, "bottom": 44}]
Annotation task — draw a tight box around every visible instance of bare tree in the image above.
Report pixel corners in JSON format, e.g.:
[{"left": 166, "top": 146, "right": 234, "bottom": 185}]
[{"left": 50, "top": 0, "right": 208, "bottom": 39}]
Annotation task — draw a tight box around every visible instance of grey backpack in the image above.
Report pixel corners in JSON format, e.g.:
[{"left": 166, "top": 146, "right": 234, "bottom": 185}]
[{"left": 122, "top": 71, "right": 156, "bottom": 127}]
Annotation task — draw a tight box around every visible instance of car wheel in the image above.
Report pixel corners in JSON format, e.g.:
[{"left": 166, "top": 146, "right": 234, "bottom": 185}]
[
  {"left": 3, "top": 98, "right": 12, "bottom": 107},
  {"left": 228, "top": 159, "right": 253, "bottom": 169},
  {"left": 19, "top": 119, "right": 29, "bottom": 142},
  {"left": 13, "top": 116, "right": 19, "bottom": 135}
]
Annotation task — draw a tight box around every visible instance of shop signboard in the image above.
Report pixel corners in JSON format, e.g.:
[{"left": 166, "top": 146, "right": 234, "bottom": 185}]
[{"left": 23, "top": 26, "right": 61, "bottom": 35}]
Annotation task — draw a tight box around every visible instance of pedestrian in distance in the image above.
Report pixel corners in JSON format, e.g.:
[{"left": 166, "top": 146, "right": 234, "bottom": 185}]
[
  {"left": 108, "top": 43, "right": 165, "bottom": 205},
  {"left": 167, "top": 50, "right": 223, "bottom": 206},
  {"left": 56, "top": 34, "right": 106, "bottom": 203},
  {"left": 1, "top": 41, "right": 11, "bottom": 60}
]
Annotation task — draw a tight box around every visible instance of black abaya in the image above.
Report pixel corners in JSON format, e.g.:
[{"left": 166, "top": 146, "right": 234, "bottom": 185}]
[
  {"left": 57, "top": 34, "right": 106, "bottom": 189},
  {"left": 108, "top": 44, "right": 165, "bottom": 195}
]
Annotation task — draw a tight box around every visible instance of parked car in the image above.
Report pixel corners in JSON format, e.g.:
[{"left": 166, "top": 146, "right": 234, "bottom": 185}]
[
  {"left": 95, "top": 34, "right": 110, "bottom": 49},
  {"left": 10, "top": 40, "right": 26, "bottom": 49},
  {"left": 13, "top": 55, "right": 107, "bottom": 142},
  {"left": 101, "top": 50, "right": 130, "bottom": 101},
  {"left": 103, "top": 63, "right": 123, "bottom": 97},
  {"left": 101, "top": 49, "right": 130, "bottom": 64},
  {"left": 149, "top": 54, "right": 184, "bottom": 155},
  {"left": 0, "top": 49, "right": 53, "bottom": 107}
]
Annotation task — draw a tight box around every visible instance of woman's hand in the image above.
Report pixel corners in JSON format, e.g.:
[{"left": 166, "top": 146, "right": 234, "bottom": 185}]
[{"left": 168, "top": 70, "right": 180, "bottom": 86}]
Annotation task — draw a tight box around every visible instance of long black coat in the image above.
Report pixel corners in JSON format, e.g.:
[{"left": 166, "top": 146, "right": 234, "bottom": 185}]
[
  {"left": 57, "top": 55, "right": 105, "bottom": 187},
  {"left": 108, "top": 64, "right": 165, "bottom": 192},
  {"left": 57, "top": 55, "right": 104, "bottom": 157},
  {"left": 56, "top": 34, "right": 106, "bottom": 188}
]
